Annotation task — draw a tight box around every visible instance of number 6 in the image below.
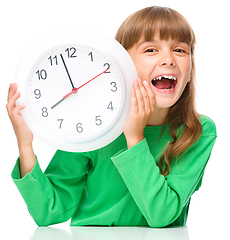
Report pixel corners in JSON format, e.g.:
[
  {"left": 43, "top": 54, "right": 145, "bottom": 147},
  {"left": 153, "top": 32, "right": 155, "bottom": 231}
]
[{"left": 76, "top": 123, "right": 83, "bottom": 133}]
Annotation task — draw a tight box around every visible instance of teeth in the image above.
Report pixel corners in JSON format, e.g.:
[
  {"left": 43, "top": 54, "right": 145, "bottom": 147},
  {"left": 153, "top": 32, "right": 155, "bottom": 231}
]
[
  {"left": 152, "top": 75, "right": 176, "bottom": 90},
  {"left": 153, "top": 75, "right": 177, "bottom": 81}
]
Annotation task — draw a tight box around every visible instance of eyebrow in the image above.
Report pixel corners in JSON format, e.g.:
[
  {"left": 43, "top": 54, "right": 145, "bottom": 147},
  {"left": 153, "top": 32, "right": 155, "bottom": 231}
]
[
  {"left": 137, "top": 40, "right": 157, "bottom": 47},
  {"left": 137, "top": 39, "right": 189, "bottom": 48}
]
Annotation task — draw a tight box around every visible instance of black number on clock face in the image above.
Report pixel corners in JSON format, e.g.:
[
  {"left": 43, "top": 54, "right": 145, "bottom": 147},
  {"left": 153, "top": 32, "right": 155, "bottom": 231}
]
[
  {"left": 107, "top": 101, "right": 114, "bottom": 111},
  {"left": 110, "top": 82, "right": 117, "bottom": 92},
  {"left": 57, "top": 119, "right": 63, "bottom": 129},
  {"left": 103, "top": 63, "right": 111, "bottom": 73},
  {"left": 48, "top": 55, "right": 58, "bottom": 66},
  {"left": 88, "top": 52, "right": 93, "bottom": 62},
  {"left": 42, "top": 107, "right": 48, "bottom": 117},
  {"left": 76, "top": 123, "right": 83, "bottom": 133},
  {"left": 34, "top": 89, "right": 41, "bottom": 99},
  {"left": 65, "top": 47, "right": 77, "bottom": 58},
  {"left": 36, "top": 69, "right": 47, "bottom": 80},
  {"left": 95, "top": 116, "right": 102, "bottom": 126}
]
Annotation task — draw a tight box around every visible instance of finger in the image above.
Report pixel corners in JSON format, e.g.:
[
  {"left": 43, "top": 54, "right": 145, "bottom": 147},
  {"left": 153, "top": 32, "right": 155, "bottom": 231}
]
[
  {"left": 130, "top": 88, "right": 138, "bottom": 114},
  {"left": 6, "top": 90, "right": 21, "bottom": 113},
  {"left": 7, "top": 83, "right": 18, "bottom": 102},
  {"left": 7, "top": 83, "right": 13, "bottom": 102},
  {"left": 8, "top": 104, "right": 25, "bottom": 125},
  {"left": 143, "top": 81, "right": 156, "bottom": 112},
  {"left": 140, "top": 81, "right": 150, "bottom": 106},
  {"left": 12, "top": 104, "right": 25, "bottom": 115},
  {"left": 138, "top": 80, "right": 151, "bottom": 112},
  {"left": 133, "top": 79, "right": 145, "bottom": 111}
]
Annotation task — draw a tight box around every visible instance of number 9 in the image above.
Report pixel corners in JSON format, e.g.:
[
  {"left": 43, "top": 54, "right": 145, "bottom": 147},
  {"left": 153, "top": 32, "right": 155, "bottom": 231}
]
[{"left": 34, "top": 89, "right": 41, "bottom": 99}]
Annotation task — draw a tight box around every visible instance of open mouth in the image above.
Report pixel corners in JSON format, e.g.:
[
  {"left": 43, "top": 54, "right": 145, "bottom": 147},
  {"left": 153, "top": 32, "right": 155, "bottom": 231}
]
[{"left": 151, "top": 75, "right": 177, "bottom": 91}]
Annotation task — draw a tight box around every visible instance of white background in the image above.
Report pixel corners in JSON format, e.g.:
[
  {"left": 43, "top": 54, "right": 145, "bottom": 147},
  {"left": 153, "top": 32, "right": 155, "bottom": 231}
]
[{"left": 1, "top": 0, "right": 229, "bottom": 239}]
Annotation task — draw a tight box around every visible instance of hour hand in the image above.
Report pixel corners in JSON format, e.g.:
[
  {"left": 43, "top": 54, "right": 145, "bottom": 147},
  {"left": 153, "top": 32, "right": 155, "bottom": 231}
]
[
  {"left": 51, "top": 98, "right": 65, "bottom": 110},
  {"left": 51, "top": 88, "right": 78, "bottom": 109}
]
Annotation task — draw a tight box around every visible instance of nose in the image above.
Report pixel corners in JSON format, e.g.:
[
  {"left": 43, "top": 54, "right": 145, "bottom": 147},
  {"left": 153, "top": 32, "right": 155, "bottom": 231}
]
[{"left": 159, "top": 53, "right": 176, "bottom": 67}]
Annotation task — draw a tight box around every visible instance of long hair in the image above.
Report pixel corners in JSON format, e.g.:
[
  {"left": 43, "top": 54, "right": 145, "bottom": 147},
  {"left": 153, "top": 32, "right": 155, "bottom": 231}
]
[{"left": 115, "top": 6, "right": 202, "bottom": 176}]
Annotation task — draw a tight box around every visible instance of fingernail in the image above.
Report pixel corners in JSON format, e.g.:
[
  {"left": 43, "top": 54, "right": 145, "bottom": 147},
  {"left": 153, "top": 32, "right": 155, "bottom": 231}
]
[
  {"left": 137, "top": 78, "right": 142, "bottom": 83},
  {"left": 143, "top": 81, "right": 148, "bottom": 85},
  {"left": 134, "top": 80, "right": 138, "bottom": 85},
  {"left": 10, "top": 83, "right": 14, "bottom": 88}
]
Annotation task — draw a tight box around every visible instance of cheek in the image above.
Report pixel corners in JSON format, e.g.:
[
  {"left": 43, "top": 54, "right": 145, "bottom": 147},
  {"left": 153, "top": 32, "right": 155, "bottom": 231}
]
[
  {"left": 133, "top": 58, "right": 154, "bottom": 80},
  {"left": 154, "top": 95, "right": 177, "bottom": 108}
]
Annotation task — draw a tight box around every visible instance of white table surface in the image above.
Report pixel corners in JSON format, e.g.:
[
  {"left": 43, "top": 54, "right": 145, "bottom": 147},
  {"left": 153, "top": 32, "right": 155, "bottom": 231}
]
[
  {"left": 30, "top": 226, "right": 189, "bottom": 240},
  {"left": 3, "top": 224, "right": 228, "bottom": 240}
]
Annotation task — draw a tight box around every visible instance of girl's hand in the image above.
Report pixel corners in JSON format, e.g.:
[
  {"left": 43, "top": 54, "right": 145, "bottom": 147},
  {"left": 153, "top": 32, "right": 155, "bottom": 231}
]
[
  {"left": 124, "top": 79, "right": 155, "bottom": 149},
  {"left": 6, "top": 83, "right": 33, "bottom": 148}
]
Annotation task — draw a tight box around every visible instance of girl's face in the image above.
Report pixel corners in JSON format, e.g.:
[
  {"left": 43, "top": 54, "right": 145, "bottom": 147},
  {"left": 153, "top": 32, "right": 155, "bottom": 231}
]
[{"left": 128, "top": 32, "right": 192, "bottom": 109}]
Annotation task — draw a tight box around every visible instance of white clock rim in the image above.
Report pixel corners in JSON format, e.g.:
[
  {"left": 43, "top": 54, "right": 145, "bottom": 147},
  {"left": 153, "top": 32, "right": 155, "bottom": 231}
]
[
  {"left": 27, "top": 45, "right": 126, "bottom": 144},
  {"left": 15, "top": 28, "right": 138, "bottom": 152}
]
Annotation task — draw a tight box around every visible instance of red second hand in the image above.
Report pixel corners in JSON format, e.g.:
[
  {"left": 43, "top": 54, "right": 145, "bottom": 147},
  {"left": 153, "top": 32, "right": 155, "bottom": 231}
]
[
  {"left": 77, "top": 68, "right": 110, "bottom": 90},
  {"left": 51, "top": 68, "right": 110, "bottom": 109},
  {"left": 62, "top": 68, "right": 110, "bottom": 100},
  {"left": 63, "top": 88, "right": 78, "bottom": 99}
]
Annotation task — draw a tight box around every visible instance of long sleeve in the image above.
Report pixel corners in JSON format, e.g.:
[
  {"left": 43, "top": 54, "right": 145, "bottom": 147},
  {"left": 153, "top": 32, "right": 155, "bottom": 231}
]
[
  {"left": 11, "top": 150, "right": 90, "bottom": 226},
  {"left": 111, "top": 116, "right": 216, "bottom": 227}
]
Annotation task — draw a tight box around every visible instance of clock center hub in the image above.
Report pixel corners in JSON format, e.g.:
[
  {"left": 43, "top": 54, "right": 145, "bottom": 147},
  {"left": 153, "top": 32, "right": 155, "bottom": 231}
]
[{"left": 72, "top": 88, "right": 78, "bottom": 94}]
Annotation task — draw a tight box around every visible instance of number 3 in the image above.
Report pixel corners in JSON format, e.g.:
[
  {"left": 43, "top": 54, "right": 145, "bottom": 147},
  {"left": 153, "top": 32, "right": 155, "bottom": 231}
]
[{"left": 110, "top": 82, "right": 117, "bottom": 92}]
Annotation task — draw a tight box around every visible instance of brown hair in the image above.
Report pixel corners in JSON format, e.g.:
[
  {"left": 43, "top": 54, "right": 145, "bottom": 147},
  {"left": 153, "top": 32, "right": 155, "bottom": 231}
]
[{"left": 115, "top": 6, "right": 202, "bottom": 176}]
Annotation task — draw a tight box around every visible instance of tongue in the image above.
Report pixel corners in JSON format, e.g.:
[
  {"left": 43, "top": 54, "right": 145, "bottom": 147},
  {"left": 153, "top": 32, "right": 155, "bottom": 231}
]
[{"left": 154, "top": 78, "right": 172, "bottom": 89}]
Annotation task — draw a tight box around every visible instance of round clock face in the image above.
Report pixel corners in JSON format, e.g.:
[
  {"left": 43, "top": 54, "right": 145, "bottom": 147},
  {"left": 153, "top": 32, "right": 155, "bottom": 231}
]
[
  {"left": 28, "top": 44, "right": 123, "bottom": 142},
  {"left": 16, "top": 30, "right": 137, "bottom": 152}
]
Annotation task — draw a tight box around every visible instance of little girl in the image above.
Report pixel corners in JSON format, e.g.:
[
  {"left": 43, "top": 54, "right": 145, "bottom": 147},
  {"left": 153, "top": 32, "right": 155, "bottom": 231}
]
[{"left": 7, "top": 6, "right": 216, "bottom": 227}]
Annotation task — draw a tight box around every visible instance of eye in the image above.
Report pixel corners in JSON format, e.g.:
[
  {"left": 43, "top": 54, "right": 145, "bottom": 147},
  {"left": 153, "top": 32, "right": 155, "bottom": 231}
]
[
  {"left": 174, "top": 48, "right": 186, "bottom": 53},
  {"left": 144, "top": 48, "right": 157, "bottom": 53}
]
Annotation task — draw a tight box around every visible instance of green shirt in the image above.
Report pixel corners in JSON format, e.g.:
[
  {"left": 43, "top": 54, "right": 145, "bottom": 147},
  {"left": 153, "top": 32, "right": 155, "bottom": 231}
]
[{"left": 11, "top": 115, "right": 216, "bottom": 227}]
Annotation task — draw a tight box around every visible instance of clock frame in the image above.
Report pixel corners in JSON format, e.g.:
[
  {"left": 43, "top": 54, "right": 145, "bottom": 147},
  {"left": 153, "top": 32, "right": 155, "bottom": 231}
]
[{"left": 16, "top": 29, "right": 138, "bottom": 152}]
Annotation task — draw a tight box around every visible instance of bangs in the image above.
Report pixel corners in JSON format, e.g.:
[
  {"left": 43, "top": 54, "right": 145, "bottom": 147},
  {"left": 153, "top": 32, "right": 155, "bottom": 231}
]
[{"left": 115, "top": 6, "right": 196, "bottom": 53}]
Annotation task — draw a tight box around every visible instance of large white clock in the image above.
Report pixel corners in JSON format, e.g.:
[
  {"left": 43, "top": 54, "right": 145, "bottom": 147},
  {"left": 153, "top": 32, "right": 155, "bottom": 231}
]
[{"left": 16, "top": 29, "right": 137, "bottom": 152}]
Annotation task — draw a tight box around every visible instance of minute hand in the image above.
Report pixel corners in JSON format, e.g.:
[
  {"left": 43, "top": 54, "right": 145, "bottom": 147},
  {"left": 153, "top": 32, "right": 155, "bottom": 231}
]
[{"left": 60, "top": 54, "right": 75, "bottom": 89}]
